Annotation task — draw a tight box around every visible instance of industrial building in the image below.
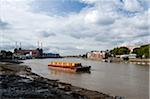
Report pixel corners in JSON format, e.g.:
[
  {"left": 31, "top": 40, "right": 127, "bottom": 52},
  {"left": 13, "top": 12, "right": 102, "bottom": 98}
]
[
  {"left": 14, "top": 48, "right": 43, "bottom": 58},
  {"left": 42, "top": 52, "right": 61, "bottom": 58}
]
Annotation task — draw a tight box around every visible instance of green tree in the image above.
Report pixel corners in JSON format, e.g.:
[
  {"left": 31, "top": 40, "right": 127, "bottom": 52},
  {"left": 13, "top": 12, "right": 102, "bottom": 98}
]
[
  {"left": 118, "top": 47, "right": 130, "bottom": 55},
  {"left": 132, "top": 48, "right": 142, "bottom": 58},
  {"left": 110, "top": 47, "right": 130, "bottom": 56},
  {"left": 132, "top": 44, "right": 150, "bottom": 58},
  {"left": 6, "top": 51, "right": 13, "bottom": 59},
  {"left": 1, "top": 50, "right": 7, "bottom": 58}
]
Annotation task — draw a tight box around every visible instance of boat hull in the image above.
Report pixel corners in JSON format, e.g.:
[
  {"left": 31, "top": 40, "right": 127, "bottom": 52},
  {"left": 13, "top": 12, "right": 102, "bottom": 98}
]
[
  {"left": 48, "top": 65, "right": 91, "bottom": 72},
  {"left": 76, "top": 66, "right": 91, "bottom": 72}
]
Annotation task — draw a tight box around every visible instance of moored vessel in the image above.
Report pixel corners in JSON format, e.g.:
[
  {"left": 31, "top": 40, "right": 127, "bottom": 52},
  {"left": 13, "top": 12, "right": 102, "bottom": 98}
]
[{"left": 48, "top": 61, "right": 91, "bottom": 72}]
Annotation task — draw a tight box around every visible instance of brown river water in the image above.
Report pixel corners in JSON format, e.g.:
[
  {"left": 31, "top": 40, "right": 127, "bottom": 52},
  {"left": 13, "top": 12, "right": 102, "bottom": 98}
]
[{"left": 23, "top": 58, "right": 149, "bottom": 99}]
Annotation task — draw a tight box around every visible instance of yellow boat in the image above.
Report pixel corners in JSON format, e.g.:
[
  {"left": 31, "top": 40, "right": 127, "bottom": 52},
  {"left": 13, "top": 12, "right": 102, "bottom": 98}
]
[{"left": 48, "top": 61, "right": 91, "bottom": 72}]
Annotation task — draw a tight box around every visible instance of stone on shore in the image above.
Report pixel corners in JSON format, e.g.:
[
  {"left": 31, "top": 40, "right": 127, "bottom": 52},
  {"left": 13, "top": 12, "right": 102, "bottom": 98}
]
[{"left": 0, "top": 62, "right": 121, "bottom": 99}]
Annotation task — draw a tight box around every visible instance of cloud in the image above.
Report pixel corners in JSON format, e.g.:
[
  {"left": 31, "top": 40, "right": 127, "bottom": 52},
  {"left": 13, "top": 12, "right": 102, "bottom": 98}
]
[
  {"left": 84, "top": 10, "right": 115, "bottom": 25},
  {"left": 0, "top": 19, "right": 9, "bottom": 29},
  {"left": 123, "top": 0, "right": 144, "bottom": 12},
  {"left": 0, "top": 0, "right": 149, "bottom": 55},
  {"left": 38, "top": 31, "right": 56, "bottom": 38}
]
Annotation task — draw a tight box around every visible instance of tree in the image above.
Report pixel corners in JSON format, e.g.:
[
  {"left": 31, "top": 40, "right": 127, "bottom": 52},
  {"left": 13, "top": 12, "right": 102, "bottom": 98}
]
[
  {"left": 82, "top": 54, "right": 87, "bottom": 58},
  {"left": 14, "top": 48, "right": 18, "bottom": 53},
  {"left": 132, "top": 48, "right": 142, "bottom": 58},
  {"left": 132, "top": 44, "right": 150, "bottom": 58},
  {"left": 118, "top": 47, "right": 130, "bottom": 55},
  {"left": 141, "top": 45, "right": 149, "bottom": 58},
  {"left": 1, "top": 50, "right": 7, "bottom": 58},
  {"left": 110, "top": 47, "right": 130, "bottom": 56},
  {"left": 0, "top": 50, "right": 13, "bottom": 59},
  {"left": 6, "top": 51, "right": 13, "bottom": 59}
]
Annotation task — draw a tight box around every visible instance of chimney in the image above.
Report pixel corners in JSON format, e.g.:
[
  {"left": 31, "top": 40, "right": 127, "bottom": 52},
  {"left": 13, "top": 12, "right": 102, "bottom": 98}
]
[
  {"left": 41, "top": 42, "right": 43, "bottom": 49},
  {"left": 19, "top": 42, "right": 22, "bottom": 48},
  {"left": 37, "top": 41, "right": 39, "bottom": 48},
  {"left": 15, "top": 41, "right": 18, "bottom": 48}
]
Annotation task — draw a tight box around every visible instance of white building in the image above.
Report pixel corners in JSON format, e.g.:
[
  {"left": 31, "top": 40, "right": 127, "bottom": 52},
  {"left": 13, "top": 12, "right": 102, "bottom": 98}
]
[{"left": 120, "top": 54, "right": 137, "bottom": 59}]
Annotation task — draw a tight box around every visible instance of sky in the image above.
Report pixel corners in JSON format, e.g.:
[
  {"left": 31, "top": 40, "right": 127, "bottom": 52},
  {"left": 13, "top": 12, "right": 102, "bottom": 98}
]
[{"left": 0, "top": 0, "right": 149, "bottom": 55}]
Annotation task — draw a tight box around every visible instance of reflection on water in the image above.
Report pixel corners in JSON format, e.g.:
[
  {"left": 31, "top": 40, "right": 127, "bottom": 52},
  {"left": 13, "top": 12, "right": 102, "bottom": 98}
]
[
  {"left": 23, "top": 58, "right": 149, "bottom": 99},
  {"left": 49, "top": 68, "right": 91, "bottom": 76},
  {"left": 50, "top": 68, "right": 76, "bottom": 75}
]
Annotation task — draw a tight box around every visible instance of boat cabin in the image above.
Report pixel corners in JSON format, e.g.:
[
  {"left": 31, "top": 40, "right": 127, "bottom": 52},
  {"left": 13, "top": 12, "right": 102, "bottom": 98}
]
[{"left": 49, "top": 61, "right": 82, "bottom": 67}]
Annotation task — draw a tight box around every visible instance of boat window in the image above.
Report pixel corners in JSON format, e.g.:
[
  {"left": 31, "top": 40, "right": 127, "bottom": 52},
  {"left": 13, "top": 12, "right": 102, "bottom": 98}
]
[
  {"left": 76, "top": 63, "right": 81, "bottom": 66},
  {"left": 75, "top": 64, "right": 79, "bottom": 66},
  {"left": 66, "top": 63, "right": 69, "bottom": 66}
]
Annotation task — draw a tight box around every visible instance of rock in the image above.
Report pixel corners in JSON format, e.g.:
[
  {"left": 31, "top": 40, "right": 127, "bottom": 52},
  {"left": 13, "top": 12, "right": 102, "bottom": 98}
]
[{"left": 0, "top": 62, "right": 122, "bottom": 99}]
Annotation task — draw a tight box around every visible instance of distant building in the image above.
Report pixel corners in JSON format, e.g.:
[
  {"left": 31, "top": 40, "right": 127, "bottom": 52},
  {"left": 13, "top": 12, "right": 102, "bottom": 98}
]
[
  {"left": 43, "top": 52, "right": 60, "bottom": 58},
  {"left": 126, "top": 45, "right": 140, "bottom": 53},
  {"left": 87, "top": 51, "right": 108, "bottom": 60},
  {"left": 120, "top": 54, "right": 136, "bottom": 59},
  {"left": 14, "top": 48, "right": 43, "bottom": 58}
]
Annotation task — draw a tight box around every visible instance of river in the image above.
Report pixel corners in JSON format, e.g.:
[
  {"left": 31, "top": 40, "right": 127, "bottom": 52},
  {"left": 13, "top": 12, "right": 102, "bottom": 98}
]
[{"left": 23, "top": 58, "right": 149, "bottom": 99}]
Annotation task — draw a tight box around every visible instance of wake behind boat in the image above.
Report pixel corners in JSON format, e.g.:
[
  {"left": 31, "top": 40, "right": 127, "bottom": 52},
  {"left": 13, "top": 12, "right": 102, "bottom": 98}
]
[{"left": 48, "top": 61, "right": 91, "bottom": 72}]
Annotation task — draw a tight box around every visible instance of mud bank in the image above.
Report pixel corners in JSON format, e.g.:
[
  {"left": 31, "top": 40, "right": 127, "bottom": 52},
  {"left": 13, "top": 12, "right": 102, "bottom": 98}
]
[{"left": 0, "top": 62, "right": 122, "bottom": 99}]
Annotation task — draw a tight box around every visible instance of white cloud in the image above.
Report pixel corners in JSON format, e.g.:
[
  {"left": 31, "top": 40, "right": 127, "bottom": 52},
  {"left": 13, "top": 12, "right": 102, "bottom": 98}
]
[
  {"left": 0, "top": 0, "right": 149, "bottom": 55},
  {"left": 123, "top": 0, "right": 144, "bottom": 12},
  {"left": 84, "top": 10, "right": 115, "bottom": 25}
]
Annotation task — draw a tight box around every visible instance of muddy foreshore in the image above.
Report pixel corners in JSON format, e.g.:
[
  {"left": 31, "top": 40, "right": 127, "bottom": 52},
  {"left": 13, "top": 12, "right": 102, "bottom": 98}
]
[{"left": 0, "top": 62, "right": 122, "bottom": 99}]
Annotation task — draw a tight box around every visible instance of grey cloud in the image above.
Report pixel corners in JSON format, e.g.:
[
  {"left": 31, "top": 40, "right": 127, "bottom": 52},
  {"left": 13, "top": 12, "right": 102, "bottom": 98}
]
[
  {"left": 135, "top": 24, "right": 149, "bottom": 30},
  {"left": 0, "top": 45, "right": 14, "bottom": 51},
  {"left": 139, "top": 25, "right": 149, "bottom": 30},
  {"left": 46, "top": 45, "right": 79, "bottom": 51},
  {"left": 38, "top": 31, "right": 56, "bottom": 38},
  {"left": 94, "top": 31, "right": 114, "bottom": 42},
  {"left": 59, "top": 46, "right": 79, "bottom": 51},
  {"left": 67, "top": 27, "right": 99, "bottom": 39},
  {"left": 70, "top": 32, "right": 98, "bottom": 39},
  {"left": 95, "top": 35, "right": 124, "bottom": 45},
  {"left": 69, "top": 33, "right": 81, "bottom": 39},
  {"left": 0, "top": 41, "right": 37, "bottom": 51},
  {"left": 134, "top": 32, "right": 149, "bottom": 38},
  {"left": 111, "top": 39, "right": 125, "bottom": 45},
  {"left": 97, "top": 18, "right": 115, "bottom": 25},
  {"left": 0, "top": 19, "right": 9, "bottom": 29},
  {"left": 120, "top": 36, "right": 150, "bottom": 47},
  {"left": 95, "top": 36, "right": 110, "bottom": 42},
  {"left": 22, "top": 44, "right": 37, "bottom": 49}
]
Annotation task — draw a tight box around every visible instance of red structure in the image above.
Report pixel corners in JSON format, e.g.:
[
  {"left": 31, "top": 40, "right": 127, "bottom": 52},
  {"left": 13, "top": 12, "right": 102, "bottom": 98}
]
[{"left": 14, "top": 48, "right": 43, "bottom": 58}]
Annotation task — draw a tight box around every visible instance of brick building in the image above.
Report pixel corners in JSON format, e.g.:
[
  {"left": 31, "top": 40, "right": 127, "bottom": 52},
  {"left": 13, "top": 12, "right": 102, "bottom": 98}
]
[
  {"left": 14, "top": 48, "right": 43, "bottom": 58},
  {"left": 87, "top": 51, "right": 108, "bottom": 60}
]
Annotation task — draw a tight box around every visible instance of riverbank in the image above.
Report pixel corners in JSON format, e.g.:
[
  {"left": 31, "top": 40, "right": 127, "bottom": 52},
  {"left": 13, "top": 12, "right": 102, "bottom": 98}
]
[
  {"left": 82, "top": 57, "right": 150, "bottom": 66},
  {"left": 0, "top": 62, "right": 121, "bottom": 99},
  {"left": 110, "top": 58, "right": 150, "bottom": 66}
]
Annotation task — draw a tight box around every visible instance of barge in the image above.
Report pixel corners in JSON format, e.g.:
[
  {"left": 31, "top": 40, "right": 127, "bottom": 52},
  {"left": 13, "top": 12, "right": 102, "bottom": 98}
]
[{"left": 48, "top": 61, "right": 91, "bottom": 72}]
